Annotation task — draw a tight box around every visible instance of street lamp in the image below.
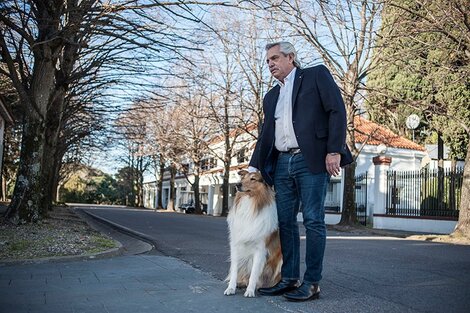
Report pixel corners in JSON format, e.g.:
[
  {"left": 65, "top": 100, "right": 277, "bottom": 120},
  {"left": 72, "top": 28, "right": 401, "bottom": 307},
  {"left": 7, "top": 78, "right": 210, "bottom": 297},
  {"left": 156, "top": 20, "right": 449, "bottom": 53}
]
[{"left": 405, "top": 114, "right": 420, "bottom": 142}]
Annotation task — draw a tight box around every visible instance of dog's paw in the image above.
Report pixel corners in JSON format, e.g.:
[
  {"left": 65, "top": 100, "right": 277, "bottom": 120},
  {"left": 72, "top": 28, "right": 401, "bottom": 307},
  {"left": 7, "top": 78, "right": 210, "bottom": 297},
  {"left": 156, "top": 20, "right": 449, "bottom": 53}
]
[
  {"left": 244, "top": 289, "right": 256, "bottom": 298},
  {"left": 224, "top": 287, "right": 236, "bottom": 296}
]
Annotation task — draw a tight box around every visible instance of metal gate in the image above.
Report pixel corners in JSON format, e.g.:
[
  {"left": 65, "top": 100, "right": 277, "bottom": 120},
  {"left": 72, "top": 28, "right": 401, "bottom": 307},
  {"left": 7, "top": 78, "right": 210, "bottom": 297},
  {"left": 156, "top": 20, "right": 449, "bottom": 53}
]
[
  {"left": 355, "top": 173, "right": 368, "bottom": 226},
  {"left": 386, "top": 168, "right": 462, "bottom": 218}
]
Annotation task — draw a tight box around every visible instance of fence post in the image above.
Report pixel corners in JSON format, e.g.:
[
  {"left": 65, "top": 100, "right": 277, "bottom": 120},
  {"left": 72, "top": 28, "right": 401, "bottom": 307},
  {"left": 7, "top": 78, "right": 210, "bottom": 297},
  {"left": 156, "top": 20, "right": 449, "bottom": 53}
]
[{"left": 373, "top": 156, "right": 392, "bottom": 217}]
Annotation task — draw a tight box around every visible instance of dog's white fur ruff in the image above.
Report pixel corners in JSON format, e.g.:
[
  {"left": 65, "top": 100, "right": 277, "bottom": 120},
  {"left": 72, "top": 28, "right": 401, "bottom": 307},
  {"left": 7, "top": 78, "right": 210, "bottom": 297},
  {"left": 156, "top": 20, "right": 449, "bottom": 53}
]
[{"left": 224, "top": 173, "right": 282, "bottom": 298}]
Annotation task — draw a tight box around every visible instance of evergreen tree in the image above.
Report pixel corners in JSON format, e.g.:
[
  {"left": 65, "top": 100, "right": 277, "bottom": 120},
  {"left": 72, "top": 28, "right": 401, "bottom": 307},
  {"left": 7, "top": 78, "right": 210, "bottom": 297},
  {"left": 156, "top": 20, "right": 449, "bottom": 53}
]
[
  {"left": 367, "top": 0, "right": 470, "bottom": 238},
  {"left": 367, "top": 0, "right": 469, "bottom": 160}
]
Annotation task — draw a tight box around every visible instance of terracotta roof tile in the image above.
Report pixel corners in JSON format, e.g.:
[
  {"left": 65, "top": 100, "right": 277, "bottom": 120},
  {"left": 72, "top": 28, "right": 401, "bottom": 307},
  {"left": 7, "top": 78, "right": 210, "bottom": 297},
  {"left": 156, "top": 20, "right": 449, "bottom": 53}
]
[
  {"left": 206, "top": 117, "right": 425, "bottom": 152},
  {"left": 354, "top": 116, "right": 425, "bottom": 151}
]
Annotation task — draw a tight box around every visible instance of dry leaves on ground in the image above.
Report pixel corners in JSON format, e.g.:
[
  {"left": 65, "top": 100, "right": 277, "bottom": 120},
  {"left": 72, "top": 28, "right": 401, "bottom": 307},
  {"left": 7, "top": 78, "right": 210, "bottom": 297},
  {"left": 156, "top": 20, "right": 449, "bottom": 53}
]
[{"left": 0, "top": 208, "right": 118, "bottom": 261}]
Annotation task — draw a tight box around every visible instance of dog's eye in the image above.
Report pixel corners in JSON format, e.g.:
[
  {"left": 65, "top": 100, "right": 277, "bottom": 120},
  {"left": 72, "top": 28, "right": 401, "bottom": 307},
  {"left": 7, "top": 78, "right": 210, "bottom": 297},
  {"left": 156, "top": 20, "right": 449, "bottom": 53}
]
[{"left": 250, "top": 177, "right": 256, "bottom": 181}]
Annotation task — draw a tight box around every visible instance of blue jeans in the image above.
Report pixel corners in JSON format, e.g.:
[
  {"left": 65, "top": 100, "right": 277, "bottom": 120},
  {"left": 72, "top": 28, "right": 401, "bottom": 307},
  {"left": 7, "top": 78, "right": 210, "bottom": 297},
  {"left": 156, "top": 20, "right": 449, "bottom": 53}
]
[{"left": 274, "top": 152, "right": 329, "bottom": 284}]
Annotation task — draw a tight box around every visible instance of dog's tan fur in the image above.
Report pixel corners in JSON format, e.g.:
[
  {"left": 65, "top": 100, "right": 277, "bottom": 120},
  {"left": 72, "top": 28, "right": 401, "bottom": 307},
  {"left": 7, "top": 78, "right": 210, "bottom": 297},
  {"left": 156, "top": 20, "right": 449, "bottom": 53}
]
[
  {"left": 233, "top": 171, "right": 275, "bottom": 215},
  {"left": 224, "top": 170, "right": 282, "bottom": 297}
]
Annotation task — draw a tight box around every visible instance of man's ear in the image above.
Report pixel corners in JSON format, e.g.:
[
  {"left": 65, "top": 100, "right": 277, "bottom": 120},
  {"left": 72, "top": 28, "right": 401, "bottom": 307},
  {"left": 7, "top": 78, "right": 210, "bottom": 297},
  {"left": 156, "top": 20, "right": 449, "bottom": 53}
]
[
  {"left": 238, "top": 170, "right": 248, "bottom": 177},
  {"left": 289, "top": 53, "right": 295, "bottom": 64}
]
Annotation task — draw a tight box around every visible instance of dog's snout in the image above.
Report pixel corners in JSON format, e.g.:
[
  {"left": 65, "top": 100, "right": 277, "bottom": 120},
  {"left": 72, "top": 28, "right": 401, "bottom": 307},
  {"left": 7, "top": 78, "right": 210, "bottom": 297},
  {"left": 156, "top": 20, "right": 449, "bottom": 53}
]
[{"left": 235, "top": 183, "right": 243, "bottom": 192}]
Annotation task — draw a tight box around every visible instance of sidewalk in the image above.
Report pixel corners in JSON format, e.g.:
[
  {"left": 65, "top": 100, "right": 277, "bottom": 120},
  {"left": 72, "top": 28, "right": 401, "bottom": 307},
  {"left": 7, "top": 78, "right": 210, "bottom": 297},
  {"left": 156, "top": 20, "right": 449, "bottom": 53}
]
[
  {"left": 1, "top": 254, "right": 303, "bottom": 313},
  {"left": 0, "top": 212, "right": 292, "bottom": 313},
  {"left": 0, "top": 210, "right": 428, "bottom": 313}
]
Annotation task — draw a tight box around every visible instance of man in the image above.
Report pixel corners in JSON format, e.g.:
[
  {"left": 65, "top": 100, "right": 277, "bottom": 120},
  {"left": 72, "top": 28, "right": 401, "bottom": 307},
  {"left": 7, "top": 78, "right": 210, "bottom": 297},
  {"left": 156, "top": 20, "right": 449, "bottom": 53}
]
[{"left": 249, "top": 42, "right": 353, "bottom": 302}]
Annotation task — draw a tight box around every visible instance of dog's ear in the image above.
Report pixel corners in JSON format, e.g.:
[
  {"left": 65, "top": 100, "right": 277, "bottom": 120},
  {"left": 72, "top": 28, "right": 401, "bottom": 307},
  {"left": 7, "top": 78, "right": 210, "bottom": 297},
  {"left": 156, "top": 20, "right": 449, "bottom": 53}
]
[{"left": 238, "top": 170, "right": 248, "bottom": 177}]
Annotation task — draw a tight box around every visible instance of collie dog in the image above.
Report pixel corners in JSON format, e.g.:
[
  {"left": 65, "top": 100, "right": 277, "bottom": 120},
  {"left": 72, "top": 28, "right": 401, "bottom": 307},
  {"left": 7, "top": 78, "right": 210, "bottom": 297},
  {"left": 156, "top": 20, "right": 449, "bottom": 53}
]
[{"left": 224, "top": 170, "right": 282, "bottom": 297}]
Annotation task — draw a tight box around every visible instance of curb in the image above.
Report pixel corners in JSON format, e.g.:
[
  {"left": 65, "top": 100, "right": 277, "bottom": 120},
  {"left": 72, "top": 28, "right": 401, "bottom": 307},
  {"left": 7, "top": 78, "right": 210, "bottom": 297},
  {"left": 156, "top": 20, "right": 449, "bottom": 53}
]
[
  {"left": 0, "top": 244, "right": 123, "bottom": 266},
  {"left": 326, "top": 224, "right": 425, "bottom": 238},
  {"left": 0, "top": 208, "right": 154, "bottom": 267},
  {"left": 76, "top": 209, "right": 157, "bottom": 250}
]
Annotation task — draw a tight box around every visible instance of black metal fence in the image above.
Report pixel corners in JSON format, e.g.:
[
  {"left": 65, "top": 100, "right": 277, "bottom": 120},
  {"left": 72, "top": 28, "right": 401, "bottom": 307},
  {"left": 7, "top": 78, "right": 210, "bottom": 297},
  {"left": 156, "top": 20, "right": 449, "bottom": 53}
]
[
  {"left": 386, "top": 168, "right": 463, "bottom": 219},
  {"left": 355, "top": 173, "right": 368, "bottom": 225}
]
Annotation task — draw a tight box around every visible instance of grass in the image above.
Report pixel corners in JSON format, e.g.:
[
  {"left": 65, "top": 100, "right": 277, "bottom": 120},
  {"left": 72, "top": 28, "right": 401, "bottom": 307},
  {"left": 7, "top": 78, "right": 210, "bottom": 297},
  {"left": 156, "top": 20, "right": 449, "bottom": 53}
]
[
  {"left": 90, "top": 236, "right": 117, "bottom": 250},
  {"left": 9, "top": 240, "right": 30, "bottom": 252},
  {"left": 0, "top": 214, "right": 119, "bottom": 260}
]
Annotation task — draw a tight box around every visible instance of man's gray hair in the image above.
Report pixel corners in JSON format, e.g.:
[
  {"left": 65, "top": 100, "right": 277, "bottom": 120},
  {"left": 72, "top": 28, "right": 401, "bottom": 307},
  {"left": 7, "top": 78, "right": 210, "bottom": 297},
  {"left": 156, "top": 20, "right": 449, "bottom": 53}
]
[{"left": 265, "top": 42, "right": 301, "bottom": 68}]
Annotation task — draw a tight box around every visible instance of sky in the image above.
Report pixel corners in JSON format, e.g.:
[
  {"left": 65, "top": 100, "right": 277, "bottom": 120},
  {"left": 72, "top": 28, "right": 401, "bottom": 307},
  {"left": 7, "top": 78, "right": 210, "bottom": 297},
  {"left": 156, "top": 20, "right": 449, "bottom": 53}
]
[{"left": 90, "top": 1, "right": 382, "bottom": 178}]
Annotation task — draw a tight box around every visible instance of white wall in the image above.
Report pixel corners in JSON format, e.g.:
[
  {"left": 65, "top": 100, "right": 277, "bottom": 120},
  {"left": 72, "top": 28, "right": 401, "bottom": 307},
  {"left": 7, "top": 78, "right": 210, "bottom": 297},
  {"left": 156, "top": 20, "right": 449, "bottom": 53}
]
[
  {"left": 373, "top": 216, "right": 457, "bottom": 234},
  {"left": 352, "top": 145, "right": 426, "bottom": 227}
]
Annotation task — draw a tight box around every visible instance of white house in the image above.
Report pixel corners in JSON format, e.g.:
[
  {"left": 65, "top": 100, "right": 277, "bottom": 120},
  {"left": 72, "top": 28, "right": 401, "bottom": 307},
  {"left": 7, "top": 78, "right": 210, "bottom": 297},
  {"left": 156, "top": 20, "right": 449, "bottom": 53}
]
[
  {"left": 144, "top": 117, "right": 461, "bottom": 234},
  {"left": 145, "top": 117, "right": 426, "bottom": 213},
  {"left": 0, "top": 96, "right": 14, "bottom": 200},
  {"left": 422, "top": 144, "right": 465, "bottom": 170}
]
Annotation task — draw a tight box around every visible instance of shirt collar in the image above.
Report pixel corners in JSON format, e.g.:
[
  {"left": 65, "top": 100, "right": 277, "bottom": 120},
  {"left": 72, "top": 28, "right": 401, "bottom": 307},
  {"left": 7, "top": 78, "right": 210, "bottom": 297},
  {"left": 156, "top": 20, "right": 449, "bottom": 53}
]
[{"left": 277, "top": 67, "right": 297, "bottom": 87}]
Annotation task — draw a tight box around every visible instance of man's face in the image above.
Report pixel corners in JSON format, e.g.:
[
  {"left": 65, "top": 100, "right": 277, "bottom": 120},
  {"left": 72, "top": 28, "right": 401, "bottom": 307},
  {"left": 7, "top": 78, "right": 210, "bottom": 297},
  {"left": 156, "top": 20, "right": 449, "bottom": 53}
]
[{"left": 266, "top": 45, "right": 295, "bottom": 82}]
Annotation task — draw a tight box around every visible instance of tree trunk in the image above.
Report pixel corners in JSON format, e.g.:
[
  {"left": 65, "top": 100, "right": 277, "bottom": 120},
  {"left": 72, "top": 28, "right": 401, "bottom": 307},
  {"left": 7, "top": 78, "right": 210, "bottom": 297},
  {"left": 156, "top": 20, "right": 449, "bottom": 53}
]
[
  {"left": 437, "top": 132, "right": 445, "bottom": 210},
  {"left": 136, "top": 156, "right": 144, "bottom": 207},
  {"left": 221, "top": 162, "right": 231, "bottom": 216},
  {"left": 1, "top": 174, "right": 7, "bottom": 202},
  {"left": 193, "top": 174, "right": 202, "bottom": 214},
  {"left": 6, "top": 117, "right": 48, "bottom": 223},
  {"left": 50, "top": 165, "right": 60, "bottom": 205},
  {"left": 339, "top": 95, "right": 359, "bottom": 226},
  {"left": 157, "top": 159, "right": 164, "bottom": 210},
  {"left": 0, "top": 138, "right": 6, "bottom": 201},
  {"left": 452, "top": 142, "right": 470, "bottom": 238},
  {"left": 167, "top": 165, "right": 176, "bottom": 211},
  {"left": 56, "top": 182, "right": 63, "bottom": 203},
  {"left": 50, "top": 144, "right": 66, "bottom": 206},
  {"left": 5, "top": 3, "right": 73, "bottom": 221},
  {"left": 339, "top": 162, "right": 358, "bottom": 225},
  {"left": 129, "top": 153, "right": 136, "bottom": 207}
]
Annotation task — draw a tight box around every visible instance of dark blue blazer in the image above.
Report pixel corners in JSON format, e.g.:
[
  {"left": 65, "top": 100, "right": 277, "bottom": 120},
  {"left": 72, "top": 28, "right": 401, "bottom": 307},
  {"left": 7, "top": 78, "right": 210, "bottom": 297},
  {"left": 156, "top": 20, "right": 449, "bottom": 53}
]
[{"left": 249, "top": 65, "right": 353, "bottom": 186}]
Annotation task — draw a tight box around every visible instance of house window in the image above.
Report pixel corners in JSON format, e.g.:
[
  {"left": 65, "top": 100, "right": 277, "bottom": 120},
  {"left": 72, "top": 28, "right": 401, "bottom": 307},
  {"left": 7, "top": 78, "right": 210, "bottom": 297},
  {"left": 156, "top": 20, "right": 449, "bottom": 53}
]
[
  {"left": 237, "top": 148, "right": 249, "bottom": 164},
  {"left": 201, "top": 157, "right": 216, "bottom": 170}
]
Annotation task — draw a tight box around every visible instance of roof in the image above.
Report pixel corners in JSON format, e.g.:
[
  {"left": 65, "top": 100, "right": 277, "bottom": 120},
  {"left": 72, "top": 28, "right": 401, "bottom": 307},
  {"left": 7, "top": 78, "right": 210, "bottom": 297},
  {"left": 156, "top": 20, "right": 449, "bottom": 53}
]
[
  {"left": 203, "top": 164, "right": 247, "bottom": 175},
  {"left": 203, "top": 116, "right": 425, "bottom": 152},
  {"left": 354, "top": 116, "right": 425, "bottom": 151}
]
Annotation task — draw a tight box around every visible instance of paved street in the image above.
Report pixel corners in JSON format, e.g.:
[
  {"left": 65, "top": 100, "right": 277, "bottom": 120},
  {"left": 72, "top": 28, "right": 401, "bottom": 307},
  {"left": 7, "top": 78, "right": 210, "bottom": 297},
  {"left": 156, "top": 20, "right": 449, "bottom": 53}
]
[
  {"left": 81, "top": 206, "right": 470, "bottom": 312},
  {"left": 1, "top": 205, "right": 469, "bottom": 313}
]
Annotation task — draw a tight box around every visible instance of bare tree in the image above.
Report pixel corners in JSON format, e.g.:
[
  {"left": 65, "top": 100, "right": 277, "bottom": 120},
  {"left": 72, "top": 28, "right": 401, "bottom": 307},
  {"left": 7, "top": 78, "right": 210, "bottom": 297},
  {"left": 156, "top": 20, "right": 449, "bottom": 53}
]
[
  {"left": 115, "top": 100, "right": 156, "bottom": 207},
  {"left": 52, "top": 74, "right": 108, "bottom": 203},
  {"left": 243, "top": 0, "right": 384, "bottom": 225},
  {"left": 198, "top": 13, "right": 251, "bottom": 215},
  {"left": 0, "top": 0, "right": 223, "bottom": 223},
  {"left": 144, "top": 99, "right": 185, "bottom": 211},
  {"left": 223, "top": 11, "right": 273, "bottom": 139},
  {"left": 171, "top": 75, "right": 214, "bottom": 214}
]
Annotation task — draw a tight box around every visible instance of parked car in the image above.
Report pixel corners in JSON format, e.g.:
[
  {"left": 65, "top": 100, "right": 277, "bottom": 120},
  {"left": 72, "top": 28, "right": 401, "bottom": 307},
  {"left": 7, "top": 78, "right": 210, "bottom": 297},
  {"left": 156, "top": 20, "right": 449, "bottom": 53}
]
[{"left": 179, "top": 201, "right": 207, "bottom": 214}]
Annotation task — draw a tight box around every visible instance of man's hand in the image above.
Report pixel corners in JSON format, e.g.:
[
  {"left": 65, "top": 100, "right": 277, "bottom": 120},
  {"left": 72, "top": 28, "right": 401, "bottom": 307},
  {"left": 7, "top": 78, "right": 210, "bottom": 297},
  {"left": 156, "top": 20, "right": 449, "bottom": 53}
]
[{"left": 326, "top": 153, "right": 341, "bottom": 176}]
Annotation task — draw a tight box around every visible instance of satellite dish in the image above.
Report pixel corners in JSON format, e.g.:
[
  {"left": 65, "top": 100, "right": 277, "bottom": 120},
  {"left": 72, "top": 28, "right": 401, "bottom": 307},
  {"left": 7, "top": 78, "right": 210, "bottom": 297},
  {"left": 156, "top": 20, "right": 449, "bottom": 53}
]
[{"left": 406, "top": 114, "right": 420, "bottom": 130}]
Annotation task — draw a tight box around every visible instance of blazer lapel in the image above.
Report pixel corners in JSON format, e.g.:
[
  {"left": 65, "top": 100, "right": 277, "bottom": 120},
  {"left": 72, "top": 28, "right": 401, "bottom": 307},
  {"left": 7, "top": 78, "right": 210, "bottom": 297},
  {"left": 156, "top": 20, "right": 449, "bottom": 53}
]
[
  {"left": 291, "top": 68, "right": 304, "bottom": 107},
  {"left": 268, "top": 85, "right": 280, "bottom": 117}
]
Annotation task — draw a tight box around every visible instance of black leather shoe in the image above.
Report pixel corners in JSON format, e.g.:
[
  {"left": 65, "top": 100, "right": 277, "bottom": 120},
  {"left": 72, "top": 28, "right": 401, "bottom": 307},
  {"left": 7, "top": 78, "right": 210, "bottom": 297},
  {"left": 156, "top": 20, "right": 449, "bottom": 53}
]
[
  {"left": 283, "top": 282, "right": 320, "bottom": 302},
  {"left": 257, "top": 279, "right": 301, "bottom": 296}
]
